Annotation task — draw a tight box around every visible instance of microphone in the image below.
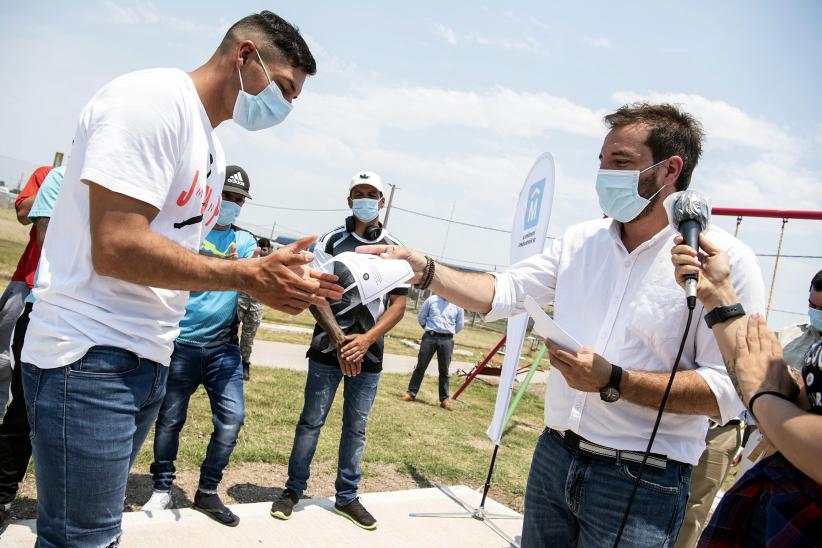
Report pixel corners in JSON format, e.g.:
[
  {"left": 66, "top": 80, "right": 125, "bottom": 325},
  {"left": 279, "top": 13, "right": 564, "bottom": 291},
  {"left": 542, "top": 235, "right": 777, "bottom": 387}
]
[{"left": 669, "top": 190, "right": 710, "bottom": 310}]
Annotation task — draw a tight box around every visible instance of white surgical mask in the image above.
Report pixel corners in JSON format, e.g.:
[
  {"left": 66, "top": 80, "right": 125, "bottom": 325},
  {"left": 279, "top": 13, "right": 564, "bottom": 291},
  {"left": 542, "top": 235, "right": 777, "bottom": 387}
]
[
  {"left": 232, "top": 47, "right": 293, "bottom": 131},
  {"left": 595, "top": 159, "right": 669, "bottom": 223},
  {"left": 217, "top": 200, "right": 242, "bottom": 226}
]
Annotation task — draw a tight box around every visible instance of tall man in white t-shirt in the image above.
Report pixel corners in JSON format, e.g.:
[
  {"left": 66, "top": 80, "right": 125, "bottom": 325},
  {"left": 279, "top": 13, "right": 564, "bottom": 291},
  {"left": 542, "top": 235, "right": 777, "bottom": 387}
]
[
  {"left": 19, "top": 11, "right": 342, "bottom": 547},
  {"left": 359, "top": 104, "right": 766, "bottom": 547}
]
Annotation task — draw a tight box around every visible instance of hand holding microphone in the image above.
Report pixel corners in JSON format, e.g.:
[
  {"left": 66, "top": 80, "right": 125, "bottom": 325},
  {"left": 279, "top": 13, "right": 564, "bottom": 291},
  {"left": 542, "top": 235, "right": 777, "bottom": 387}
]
[
  {"left": 667, "top": 190, "right": 711, "bottom": 309},
  {"left": 670, "top": 233, "right": 736, "bottom": 310}
]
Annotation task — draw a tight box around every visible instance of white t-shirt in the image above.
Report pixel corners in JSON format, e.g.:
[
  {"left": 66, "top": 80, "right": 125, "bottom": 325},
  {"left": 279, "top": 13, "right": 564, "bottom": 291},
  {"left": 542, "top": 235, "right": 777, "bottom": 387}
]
[{"left": 22, "top": 68, "right": 225, "bottom": 368}]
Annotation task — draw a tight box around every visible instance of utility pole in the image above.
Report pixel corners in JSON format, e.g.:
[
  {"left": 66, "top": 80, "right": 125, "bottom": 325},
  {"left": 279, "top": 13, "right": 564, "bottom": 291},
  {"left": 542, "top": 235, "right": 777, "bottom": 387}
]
[
  {"left": 439, "top": 201, "right": 456, "bottom": 259},
  {"left": 382, "top": 183, "right": 398, "bottom": 228},
  {"left": 269, "top": 221, "right": 277, "bottom": 240}
]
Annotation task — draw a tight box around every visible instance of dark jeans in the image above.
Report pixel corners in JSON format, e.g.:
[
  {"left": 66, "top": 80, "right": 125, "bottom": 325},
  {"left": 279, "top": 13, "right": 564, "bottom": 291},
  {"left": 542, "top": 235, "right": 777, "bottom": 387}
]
[
  {"left": 286, "top": 359, "right": 380, "bottom": 505},
  {"left": 522, "top": 429, "right": 692, "bottom": 548},
  {"left": 0, "top": 302, "right": 32, "bottom": 504},
  {"left": 22, "top": 346, "right": 168, "bottom": 548},
  {"left": 151, "top": 341, "right": 244, "bottom": 493},
  {"left": 406, "top": 332, "right": 454, "bottom": 402}
]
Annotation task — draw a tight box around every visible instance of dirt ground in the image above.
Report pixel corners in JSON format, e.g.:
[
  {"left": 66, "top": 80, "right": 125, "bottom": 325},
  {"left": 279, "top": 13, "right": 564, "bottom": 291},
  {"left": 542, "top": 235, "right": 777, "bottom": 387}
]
[{"left": 10, "top": 460, "right": 514, "bottom": 522}]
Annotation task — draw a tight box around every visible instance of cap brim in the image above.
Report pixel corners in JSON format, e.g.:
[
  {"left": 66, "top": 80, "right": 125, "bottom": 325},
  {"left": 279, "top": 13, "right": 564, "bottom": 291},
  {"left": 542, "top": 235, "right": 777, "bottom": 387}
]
[{"left": 223, "top": 186, "right": 252, "bottom": 199}]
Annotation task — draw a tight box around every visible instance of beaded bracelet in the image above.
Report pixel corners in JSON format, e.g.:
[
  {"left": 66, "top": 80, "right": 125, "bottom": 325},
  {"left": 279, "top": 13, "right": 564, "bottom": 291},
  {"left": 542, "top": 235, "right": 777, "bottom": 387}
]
[{"left": 415, "top": 256, "right": 435, "bottom": 290}]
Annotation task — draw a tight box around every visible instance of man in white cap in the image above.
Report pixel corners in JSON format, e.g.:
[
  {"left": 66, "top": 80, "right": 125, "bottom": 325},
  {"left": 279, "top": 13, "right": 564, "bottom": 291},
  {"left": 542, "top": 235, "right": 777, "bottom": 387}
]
[{"left": 269, "top": 171, "right": 407, "bottom": 530}]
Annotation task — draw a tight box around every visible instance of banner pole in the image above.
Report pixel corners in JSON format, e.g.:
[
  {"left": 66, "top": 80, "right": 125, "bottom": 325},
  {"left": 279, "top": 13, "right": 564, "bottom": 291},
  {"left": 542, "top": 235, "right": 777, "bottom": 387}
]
[
  {"left": 502, "top": 344, "right": 545, "bottom": 429},
  {"left": 479, "top": 444, "right": 500, "bottom": 510}
]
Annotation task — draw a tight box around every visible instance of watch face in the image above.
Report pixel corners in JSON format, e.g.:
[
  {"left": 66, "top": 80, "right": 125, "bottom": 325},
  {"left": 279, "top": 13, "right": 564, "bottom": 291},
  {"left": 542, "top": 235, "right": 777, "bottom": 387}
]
[{"left": 600, "top": 387, "right": 620, "bottom": 403}]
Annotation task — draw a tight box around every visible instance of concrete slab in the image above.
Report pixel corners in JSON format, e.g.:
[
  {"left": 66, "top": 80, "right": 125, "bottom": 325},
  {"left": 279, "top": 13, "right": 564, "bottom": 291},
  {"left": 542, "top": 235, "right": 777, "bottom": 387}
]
[{"left": 3, "top": 486, "right": 522, "bottom": 547}]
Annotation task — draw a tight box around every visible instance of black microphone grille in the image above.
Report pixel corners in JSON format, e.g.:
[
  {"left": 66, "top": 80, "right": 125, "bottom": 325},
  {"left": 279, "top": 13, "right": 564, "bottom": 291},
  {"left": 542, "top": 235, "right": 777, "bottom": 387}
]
[{"left": 672, "top": 190, "right": 710, "bottom": 228}]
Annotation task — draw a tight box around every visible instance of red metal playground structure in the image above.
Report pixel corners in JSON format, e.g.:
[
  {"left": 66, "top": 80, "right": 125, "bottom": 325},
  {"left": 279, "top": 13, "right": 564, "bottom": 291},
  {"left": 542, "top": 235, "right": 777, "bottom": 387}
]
[{"left": 453, "top": 207, "right": 822, "bottom": 422}]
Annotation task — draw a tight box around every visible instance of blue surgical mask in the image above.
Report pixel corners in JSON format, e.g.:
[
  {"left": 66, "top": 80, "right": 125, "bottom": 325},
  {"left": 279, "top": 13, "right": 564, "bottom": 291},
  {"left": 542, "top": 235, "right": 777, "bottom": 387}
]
[
  {"left": 810, "top": 307, "right": 822, "bottom": 331},
  {"left": 217, "top": 200, "right": 241, "bottom": 226},
  {"left": 352, "top": 198, "right": 380, "bottom": 222},
  {"left": 595, "top": 159, "right": 668, "bottom": 223},
  {"left": 232, "top": 47, "right": 293, "bottom": 131}
]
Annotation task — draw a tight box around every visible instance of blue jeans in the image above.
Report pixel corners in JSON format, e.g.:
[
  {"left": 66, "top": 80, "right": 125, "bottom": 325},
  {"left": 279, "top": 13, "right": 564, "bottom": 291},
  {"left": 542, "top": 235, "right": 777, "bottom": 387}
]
[
  {"left": 286, "top": 359, "right": 380, "bottom": 506},
  {"left": 151, "top": 341, "right": 244, "bottom": 493},
  {"left": 522, "top": 429, "right": 692, "bottom": 548},
  {"left": 22, "top": 346, "right": 168, "bottom": 548}
]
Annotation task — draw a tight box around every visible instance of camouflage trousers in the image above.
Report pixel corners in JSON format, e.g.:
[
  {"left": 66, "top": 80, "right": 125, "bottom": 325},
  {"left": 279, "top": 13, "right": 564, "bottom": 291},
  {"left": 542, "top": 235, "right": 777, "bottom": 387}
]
[{"left": 237, "top": 292, "right": 263, "bottom": 363}]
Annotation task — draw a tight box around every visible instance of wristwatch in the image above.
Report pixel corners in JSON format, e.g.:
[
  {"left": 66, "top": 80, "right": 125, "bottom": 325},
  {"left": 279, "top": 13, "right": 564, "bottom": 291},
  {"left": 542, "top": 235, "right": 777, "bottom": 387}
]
[
  {"left": 599, "top": 364, "right": 623, "bottom": 403},
  {"left": 704, "top": 303, "right": 745, "bottom": 329}
]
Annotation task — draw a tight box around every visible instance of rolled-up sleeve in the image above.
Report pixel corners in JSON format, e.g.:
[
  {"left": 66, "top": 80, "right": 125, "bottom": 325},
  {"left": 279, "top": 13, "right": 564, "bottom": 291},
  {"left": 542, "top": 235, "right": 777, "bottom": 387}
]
[
  {"left": 694, "top": 242, "right": 766, "bottom": 425},
  {"left": 483, "top": 238, "right": 562, "bottom": 323}
]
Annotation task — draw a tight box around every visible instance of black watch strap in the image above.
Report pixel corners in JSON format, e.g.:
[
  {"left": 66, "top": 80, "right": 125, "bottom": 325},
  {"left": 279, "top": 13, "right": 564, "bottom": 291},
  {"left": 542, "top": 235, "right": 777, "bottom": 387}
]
[
  {"left": 704, "top": 303, "right": 745, "bottom": 329},
  {"left": 607, "top": 364, "right": 623, "bottom": 390}
]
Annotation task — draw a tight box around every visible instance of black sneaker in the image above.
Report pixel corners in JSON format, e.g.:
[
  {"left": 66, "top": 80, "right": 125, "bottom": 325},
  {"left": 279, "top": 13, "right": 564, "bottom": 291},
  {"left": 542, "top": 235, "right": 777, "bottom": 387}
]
[
  {"left": 270, "top": 489, "right": 299, "bottom": 520},
  {"left": 242, "top": 361, "right": 250, "bottom": 381},
  {"left": 193, "top": 491, "right": 239, "bottom": 527},
  {"left": 0, "top": 503, "right": 10, "bottom": 535},
  {"left": 333, "top": 498, "right": 377, "bottom": 530}
]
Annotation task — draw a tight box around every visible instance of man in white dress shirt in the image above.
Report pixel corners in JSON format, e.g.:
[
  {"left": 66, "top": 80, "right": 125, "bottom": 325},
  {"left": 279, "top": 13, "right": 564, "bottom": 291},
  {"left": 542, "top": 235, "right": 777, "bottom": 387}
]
[{"left": 358, "top": 103, "right": 765, "bottom": 547}]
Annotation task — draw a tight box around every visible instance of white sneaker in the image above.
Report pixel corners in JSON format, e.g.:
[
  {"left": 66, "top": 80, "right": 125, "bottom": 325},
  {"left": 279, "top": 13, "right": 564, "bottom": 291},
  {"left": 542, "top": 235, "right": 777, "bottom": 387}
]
[{"left": 141, "top": 490, "right": 171, "bottom": 512}]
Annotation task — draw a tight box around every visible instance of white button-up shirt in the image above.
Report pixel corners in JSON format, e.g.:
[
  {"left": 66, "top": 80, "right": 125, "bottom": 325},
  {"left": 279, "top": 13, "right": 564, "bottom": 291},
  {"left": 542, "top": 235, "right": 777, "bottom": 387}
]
[{"left": 486, "top": 218, "right": 765, "bottom": 465}]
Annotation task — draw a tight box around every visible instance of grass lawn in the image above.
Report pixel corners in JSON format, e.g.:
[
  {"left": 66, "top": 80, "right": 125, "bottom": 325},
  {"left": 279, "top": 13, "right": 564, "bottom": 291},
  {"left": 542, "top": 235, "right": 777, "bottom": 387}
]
[{"left": 131, "top": 366, "right": 544, "bottom": 512}]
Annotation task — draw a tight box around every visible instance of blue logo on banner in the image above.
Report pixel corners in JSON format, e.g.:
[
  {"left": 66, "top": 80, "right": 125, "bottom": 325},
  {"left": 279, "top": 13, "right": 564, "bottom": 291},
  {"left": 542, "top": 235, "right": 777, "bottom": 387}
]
[{"left": 523, "top": 179, "right": 545, "bottom": 230}]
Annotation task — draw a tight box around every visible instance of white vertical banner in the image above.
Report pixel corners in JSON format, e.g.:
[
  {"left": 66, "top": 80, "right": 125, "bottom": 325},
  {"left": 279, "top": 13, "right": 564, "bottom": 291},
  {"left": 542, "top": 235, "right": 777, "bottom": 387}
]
[{"left": 486, "top": 152, "right": 555, "bottom": 444}]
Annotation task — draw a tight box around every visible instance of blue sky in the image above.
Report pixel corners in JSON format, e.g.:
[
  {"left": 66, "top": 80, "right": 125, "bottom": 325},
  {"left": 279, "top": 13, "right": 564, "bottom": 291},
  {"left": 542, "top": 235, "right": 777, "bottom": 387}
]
[{"left": 1, "top": 0, "right": 820, "bottom": 328}]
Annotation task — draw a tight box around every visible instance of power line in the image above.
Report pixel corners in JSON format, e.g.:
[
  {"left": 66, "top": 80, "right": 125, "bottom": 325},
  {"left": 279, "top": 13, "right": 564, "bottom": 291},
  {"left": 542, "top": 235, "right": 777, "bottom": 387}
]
[
  {"left": 245, "top": 203, "right": 348, "bottom": 212},
  {"left": 770, "top": 308, "right": 807, "bottom": 317},
  {"left": 393, "top": 206, "right": 513, "bottom": 233}
]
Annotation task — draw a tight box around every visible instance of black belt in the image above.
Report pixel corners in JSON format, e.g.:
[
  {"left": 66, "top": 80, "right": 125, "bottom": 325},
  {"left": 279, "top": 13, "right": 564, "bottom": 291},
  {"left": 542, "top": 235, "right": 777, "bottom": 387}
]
[
  {"left": 550, "top": 428, "right": 670, "bottom": 470},
  {"left": 425, "top": 331, "right": 453, "bottom": 338}
]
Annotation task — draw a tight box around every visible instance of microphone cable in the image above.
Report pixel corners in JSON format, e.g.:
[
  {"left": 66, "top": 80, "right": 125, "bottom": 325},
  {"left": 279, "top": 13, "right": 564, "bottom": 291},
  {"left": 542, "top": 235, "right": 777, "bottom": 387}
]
[{"left": 613, "top": 303, "right": 696, "bottom": 547}]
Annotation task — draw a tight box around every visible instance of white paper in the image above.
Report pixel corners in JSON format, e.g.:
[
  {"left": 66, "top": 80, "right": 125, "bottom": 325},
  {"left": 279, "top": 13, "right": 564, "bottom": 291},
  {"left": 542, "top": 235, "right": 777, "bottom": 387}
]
[
  {"left": 524, "top": 295, "right": 582, "bottom": 352},
  {"left": 324, "top": 251, "right": 413, "bottom": 305}
]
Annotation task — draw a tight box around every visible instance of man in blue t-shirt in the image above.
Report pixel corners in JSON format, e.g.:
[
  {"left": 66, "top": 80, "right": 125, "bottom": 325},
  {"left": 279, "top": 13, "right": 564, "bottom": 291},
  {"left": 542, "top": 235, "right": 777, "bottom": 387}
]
[{"left": 141, "top": 165, "right": 258, "bottom": 526}]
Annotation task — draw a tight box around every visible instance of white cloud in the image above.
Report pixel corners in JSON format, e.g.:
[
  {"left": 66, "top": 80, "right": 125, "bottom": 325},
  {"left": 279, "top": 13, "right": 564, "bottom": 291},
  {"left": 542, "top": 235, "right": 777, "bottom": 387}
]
[
  {"left": 101, "top": 0, "right": 224, "bottom": 35},
  {"left": 431, "top": 23, "right": 457, "bottom": 45},
  {"left": 612, "top": 91, "right": 799, "bottom": 160},
  {"left": 428, "top": 22, "right": 547, "bottom": 54},
  {"left": 583, "top": 36, "right": 612, "bottom": 49}
]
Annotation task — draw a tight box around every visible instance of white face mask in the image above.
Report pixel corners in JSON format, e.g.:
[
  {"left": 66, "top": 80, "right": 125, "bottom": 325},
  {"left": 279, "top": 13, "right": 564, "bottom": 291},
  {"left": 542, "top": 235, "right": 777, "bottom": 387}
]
[
  {"left": 595, "top": 159, "right": 669, "bottom": 222},
  {"left": 232, "top": 47, "right": 293, "bottom": 131}
]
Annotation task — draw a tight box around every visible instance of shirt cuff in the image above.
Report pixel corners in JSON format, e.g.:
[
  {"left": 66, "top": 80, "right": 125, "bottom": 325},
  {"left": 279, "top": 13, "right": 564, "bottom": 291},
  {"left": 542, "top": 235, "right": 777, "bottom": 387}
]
[
  {"left": 481, "top": 272, "right": 514, "bottom": 323},
  {"left": 695, "top": 366, "right": 745, "bottom": 425}
]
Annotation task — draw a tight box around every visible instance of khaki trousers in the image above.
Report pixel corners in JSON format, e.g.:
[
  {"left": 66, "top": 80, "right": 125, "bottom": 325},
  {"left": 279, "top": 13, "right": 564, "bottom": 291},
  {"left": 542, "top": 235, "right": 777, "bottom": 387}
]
[{"left": 674, "top": 423, "right": 741, "bottom": 548}]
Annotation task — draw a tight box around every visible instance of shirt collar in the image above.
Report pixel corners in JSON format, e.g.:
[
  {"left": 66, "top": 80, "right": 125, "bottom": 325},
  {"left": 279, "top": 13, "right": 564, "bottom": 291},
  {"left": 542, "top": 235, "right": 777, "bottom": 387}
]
[{"left": 607, "top": 219, "right": 677, "bottom": 256}]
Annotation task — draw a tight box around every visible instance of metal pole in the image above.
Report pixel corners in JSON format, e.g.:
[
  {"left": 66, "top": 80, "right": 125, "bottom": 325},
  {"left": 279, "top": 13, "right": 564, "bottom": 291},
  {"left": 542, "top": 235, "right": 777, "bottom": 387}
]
[
  {"left": 383, "top": 183, "right": 397, "bottom": 228},
  {"left": 452, "top": 336, "right": 506, "bottom": 400},
  {"left": 502, "top": 344, "right": 546, "bottom": 428},
  {"left": 269, "top": 222, "right": 276, "bottom": 240},
  {"left": 766, "top": 218, "right": 788, "bottom": 320},
  {"left": 734, "top": 216, "right": 742, "bottom": 238},
  {"left": 440, "top": 201, "right": 456, "bottom": 259}
]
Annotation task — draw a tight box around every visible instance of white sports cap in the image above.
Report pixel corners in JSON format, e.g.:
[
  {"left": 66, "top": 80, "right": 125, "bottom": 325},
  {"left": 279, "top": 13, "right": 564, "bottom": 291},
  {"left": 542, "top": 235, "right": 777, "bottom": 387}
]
[{"left": 349, "top": 170, "right": 384, "bottom": 194}]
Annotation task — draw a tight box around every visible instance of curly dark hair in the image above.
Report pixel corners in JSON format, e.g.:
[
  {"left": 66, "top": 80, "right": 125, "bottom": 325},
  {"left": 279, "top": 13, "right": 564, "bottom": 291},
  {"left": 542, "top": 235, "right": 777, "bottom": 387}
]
[{"left": 604, "top": 103, "right": 704, "bottom": 191}]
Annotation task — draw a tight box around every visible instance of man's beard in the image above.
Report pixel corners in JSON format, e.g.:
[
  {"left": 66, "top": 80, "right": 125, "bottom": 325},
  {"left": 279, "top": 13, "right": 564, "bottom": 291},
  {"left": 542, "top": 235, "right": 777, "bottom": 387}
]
[{"left": 629, "top": 170, "right": 664, "bottom": 223}]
